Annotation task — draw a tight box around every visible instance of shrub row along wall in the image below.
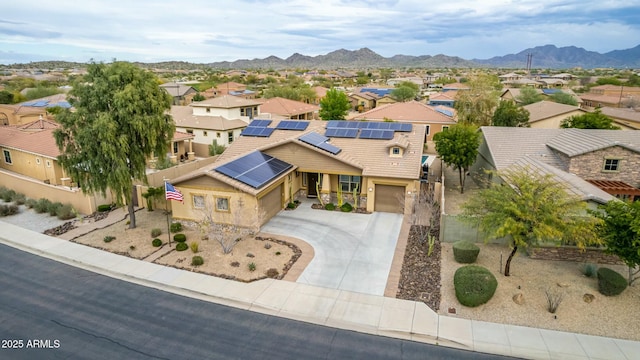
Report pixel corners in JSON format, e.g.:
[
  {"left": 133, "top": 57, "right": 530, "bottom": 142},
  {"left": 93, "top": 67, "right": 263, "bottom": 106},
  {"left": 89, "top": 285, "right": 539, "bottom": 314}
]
[{"left": 527, "top": 246, "right": 622, "bottom": 265}]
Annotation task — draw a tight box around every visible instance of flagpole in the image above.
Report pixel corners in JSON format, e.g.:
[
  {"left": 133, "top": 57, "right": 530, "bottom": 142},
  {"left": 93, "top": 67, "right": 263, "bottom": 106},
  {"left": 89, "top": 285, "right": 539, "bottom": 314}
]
[{"left": 164, "top": 180, "right": 172, "bottom": 248}]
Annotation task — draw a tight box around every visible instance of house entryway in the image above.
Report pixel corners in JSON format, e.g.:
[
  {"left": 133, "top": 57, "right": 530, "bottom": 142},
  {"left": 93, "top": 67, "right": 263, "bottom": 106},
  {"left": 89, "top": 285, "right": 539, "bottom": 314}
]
[{"left": 306, "top": 172, "right": 318, "bottom": 198}]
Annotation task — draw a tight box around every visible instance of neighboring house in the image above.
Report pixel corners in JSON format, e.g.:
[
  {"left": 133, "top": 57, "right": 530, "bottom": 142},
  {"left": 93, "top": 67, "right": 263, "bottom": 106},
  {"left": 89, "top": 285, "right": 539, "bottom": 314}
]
[
  {"left": 212, "top": 81, "right": 256, "bottom": 99},
  {"left": 470, "top": 127, "right": 640, "bottom": 206},
  {"left": 428, "top": 91, "right": 456, "bottom": 107},
  {"left": 0, "top": 94, "right": 71, "bottom": 126},
  {"left": 160, "top": 82, "right": 198, "bottom": 105},
  {"left": 257, "top": 97, "right": 319, "bottom": 120},
  {"left": 599, "top": 107, "right": 640, "bottom": 130},
  {"left": 311, "top": 86, "right": 329, "bottom": 105},
  {"left": 376, "top": 95, "right": 397, "bottom": 107},
  {"left": 387, "top": 77, "right": 424, "bottom": 87},
  {"left": 350, "top": 92, "right": 379, "bottom": 112},
  {"left": 441, "top": 83, "right": 469, "bottom": 92},
  {"left": 523, "top": 100, "right": 585, "bottom": 128},
  {"left": 170, "top": 119, "right": 426, "bottom": 228},
  {"left": 580, "top": 85, "right": 640, "bottom": 110},
  {"left": 498, "top": 73, "right": 524, "bottom": 82},
  {"left": 349, "top": 100, "right": 456, "bottom": 141},
  {"left": 190, "top": 95, "right": 261, "bottom": 121},
  {"left": 541, "top": 89, "right": 582, "bottom": 105}
]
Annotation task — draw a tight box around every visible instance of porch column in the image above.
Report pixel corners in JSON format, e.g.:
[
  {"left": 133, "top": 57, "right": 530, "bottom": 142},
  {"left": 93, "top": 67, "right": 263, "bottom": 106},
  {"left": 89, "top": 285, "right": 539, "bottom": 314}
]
[
  {"left": 187, "top": 140, "right": 195, "bottom": 160},
  {"left": 320, "top": 173, "right": 331, "bottom": 204}
]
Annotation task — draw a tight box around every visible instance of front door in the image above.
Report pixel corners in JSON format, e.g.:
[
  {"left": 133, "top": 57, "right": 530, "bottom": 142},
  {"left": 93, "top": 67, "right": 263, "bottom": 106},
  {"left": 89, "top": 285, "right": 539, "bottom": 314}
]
[{"left": 307, "top": 172, "right": 318, "bottom": 198}]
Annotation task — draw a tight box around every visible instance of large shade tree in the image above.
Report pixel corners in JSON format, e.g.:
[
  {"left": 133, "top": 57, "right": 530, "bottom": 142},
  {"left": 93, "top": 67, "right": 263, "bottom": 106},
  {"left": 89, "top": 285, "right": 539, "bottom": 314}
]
[
  {"left": 591, "top": 200, "right": 640, "bottom": 285},
  {"left": 433, "top": 123, "right": 481, "bottom": 194},
  {"left": 319, "top": 88, "right": 351, "bottom": 120},
  {"left": 462, "top": 166, "right": 602, "bottom": 276},
  {"left": 454, "top": 73, "right": 502, "bottom": 126},
  {"left": 492, "top": 101, "right": 530, "bottom": 127},
  {"left": 54, "top": 61, "right": 175, "bottom": 229},
  {"left": 391, "top": 81, "right": 420, "bottom": 102},
  {"left": 560, "top": 110, "right": 620, "bottom": 129},
  {"left": 515, "top": 87, "right": 543, "bottom": 105}
]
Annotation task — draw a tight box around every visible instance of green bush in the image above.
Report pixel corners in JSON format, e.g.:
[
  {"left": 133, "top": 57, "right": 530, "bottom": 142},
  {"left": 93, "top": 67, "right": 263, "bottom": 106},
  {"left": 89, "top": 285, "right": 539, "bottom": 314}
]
[
  {"left": 454, "top": 265, "right": 498, "bottom": 307},
  {"left": 287, "top": 202, "right": 297, "bottom": 209},
  {"left": 1, "top": 188, "right": 16, "bottom": 202},
  {"left": 151, "top": 228, "right": 162, "bottom": 237},
  {"left": 56, "top": 204, "right": 76, "bottom": 220},
  {"left": 597, "top": 267, "right": 627, "bottom": 296},
  {"left": 0, "top": 204, "right": 19, "bottom": 216},
  {"left": 176, "top": 242, "right": 188, "bottom": 251},
  {"left": 580, "top": 263, "right": 598, "bottom": 278},
  {"left": 191, "top": 256, "right": 204, "bottom": 266},
  {"left": 325, "top": 203, "right": 335, "bottom": 211},
  {"left": 0, "top": 186, "right": 8, "bottom": 200},
  {"left": 248, "top": 262, "right": 256, "bottom": 272},
  {"left": 340, "top": 202, "right": 353, "bottom": 212},
  {"left": 12, "top": 192, "right": 26, "bottom": 205},
  {"left": 452, "top": 241, "right": 480, "bottom": 263},
  {"left": 170, "top": 222, "right": 183, "bottom": 233},
  {"left": 47, "top": 202, "right": 63, "bottom": 216},
  {"left": 151, "top": 238, "right": 162, "bottom": 247},
  {"left": 173, "top": 233, "right": 187, "bottom": 243},
  {"left": 25, "top": 198, "right": 37, "bottom": 209},
  {"left": 97, "top": 204, "right": 112, "bottom": 212},
  {"left": 190, "top": 241, "right": 199, "bottom": 253},
  {"left": 103, "top": 235, "right": 116, "bottom": 243},
  {"left": 34, "top": 198, "right": 52, "bottom": 214}
]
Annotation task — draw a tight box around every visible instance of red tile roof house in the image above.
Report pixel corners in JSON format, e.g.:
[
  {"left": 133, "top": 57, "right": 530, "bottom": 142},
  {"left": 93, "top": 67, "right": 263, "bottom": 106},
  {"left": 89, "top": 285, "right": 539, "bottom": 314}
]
[
  {"left": 257, "top": 97, "right": 320, "bottom": 120},
  {"left": 349, "top": 100, "right": 457, "bottom": 142}
]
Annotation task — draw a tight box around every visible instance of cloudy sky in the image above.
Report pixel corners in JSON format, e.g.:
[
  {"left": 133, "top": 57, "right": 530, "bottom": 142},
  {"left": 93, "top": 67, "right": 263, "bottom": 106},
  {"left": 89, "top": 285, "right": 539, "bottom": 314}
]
[{"left": 2, "top": 0, "right": 639, "bottom": 64}]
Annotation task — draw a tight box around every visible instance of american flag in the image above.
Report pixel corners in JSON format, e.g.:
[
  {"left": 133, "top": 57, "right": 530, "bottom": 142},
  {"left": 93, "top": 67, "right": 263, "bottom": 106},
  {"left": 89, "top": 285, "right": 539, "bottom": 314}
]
[{"left": 165, "top": 182, "right": 183, "bottom": 202}]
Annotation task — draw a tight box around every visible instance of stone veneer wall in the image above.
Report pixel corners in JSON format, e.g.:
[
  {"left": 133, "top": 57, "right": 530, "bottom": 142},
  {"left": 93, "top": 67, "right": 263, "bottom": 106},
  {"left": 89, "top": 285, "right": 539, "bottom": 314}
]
[
  {"left": 527, "top": 246, "right": 622, "bottom": 265},
  {"left": 568, "top": 146, "right": 640, "bottom": 187}
]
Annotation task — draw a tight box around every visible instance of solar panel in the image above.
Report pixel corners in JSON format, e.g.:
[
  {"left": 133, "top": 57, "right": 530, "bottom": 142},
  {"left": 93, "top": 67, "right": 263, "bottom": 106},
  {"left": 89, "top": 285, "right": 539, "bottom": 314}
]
[
  {"left": 215, "top": 151, "right": 293, "bottom": 189},
  {"left": 248, "top": 119, "right": 272, "bottom": 127},
  {"left": 359, "top": 129, "right": 395, "bottom": 140},
  {"left": 241, "top": 126, "right": 275, "bottom": 137},
  {"left": 276, "top": 120, "right": 309, "bottom": 131},
  {"left": 325, "top": 128, "right": 358, "bottom": 138},
  {"left": 435, "top": 108, "right": 454, "bottom": 117},
  {"left": 388, "top": 123, "right": 413, "bottom": 132},
  {"left": 299, "top": 132, "right": 341, "bottom": 155}
]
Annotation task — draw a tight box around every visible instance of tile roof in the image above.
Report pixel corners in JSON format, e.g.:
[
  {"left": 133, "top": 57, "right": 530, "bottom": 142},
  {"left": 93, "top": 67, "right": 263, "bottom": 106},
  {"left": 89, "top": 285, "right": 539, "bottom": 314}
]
[
  {"left": 523, "top": 100, "right": 583, "bottom": 123},
  {"left": 546, "top": 128, "right": 640, "bottom": 156},
  {"left": 191, "top": 95, "right": 262, "bottom": 108},
  {"left": 17, "top": 117, "right": 59, "bottom": 131},
  {"left": 0, "top": 126, "right": 60, "bottom": 158},
  {"left": 600, "top": 107, "right": 640, "bottom": 129},
  {"left": 160, "top": 82, "right": 196, "bottom": 97},
  {"left": 349, "top": 100, "right": 456, "bottom": 124},
  {"left": 257, "top": 97, "right": 320, "bottom": 117},
  {"left": 170, "top": 106, "right": 248, "bottom": 131},
  {"left": 173, "top": 119, "right": 426, "bottom": 194}
]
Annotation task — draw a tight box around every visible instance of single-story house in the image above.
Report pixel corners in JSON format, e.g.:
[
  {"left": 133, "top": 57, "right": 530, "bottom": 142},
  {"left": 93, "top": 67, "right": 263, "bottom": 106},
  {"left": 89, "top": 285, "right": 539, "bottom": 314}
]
[
  {"left": 169, "top": 119, "right": 426, "bottom": 228},
  {"left": 523, "top": 100, "right": 585, "bottom": 128},
  {"left": 160, "top": 82, "right": 198, "bottom": 105},
  {"left": 599, "top": 107, "right": 640, "bottom": 130},
  {"left": 257, "top": 97, "right": 319, "bottom": 120}
]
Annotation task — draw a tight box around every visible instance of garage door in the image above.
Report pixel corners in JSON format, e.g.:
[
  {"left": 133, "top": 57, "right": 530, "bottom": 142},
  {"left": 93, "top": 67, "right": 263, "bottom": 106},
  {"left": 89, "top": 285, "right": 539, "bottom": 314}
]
[
  {"left": 374, "top": 185, "right": 405, "bottom": 213},
  {"left": 259, "top": 184, "right": 283, "bottom": 224}
]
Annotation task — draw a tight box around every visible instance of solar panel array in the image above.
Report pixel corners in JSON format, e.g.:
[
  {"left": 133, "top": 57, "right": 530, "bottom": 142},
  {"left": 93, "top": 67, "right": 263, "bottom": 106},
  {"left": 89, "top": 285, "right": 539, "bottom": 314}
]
[
  {"left": 248, "top": 119, "right": 272, "bottom": 127},
  {"left": 298, "top": 132, "right": 341, "bottom": 155},
  {"left": 215, "top": 151, "right": 293, "bottom": 189},
  {"left": 241, "top": 126, "right": 275, "bottom": 137},
  {"left": 324, "top": 121, "right": 412, "bottom": 139},
  {"left": 276, "top": 120, "right": 310, "bottom": 131},
  {"left": 435, "top": 108, "right": 454, "bottom": 117}
]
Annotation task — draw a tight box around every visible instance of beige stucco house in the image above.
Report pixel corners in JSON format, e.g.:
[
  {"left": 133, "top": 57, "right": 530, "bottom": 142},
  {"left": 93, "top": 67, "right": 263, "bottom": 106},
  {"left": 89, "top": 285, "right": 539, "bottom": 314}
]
[
  {"left": 524, "top": 100, "right": 585, "bottom": 128},
  {"left": 169, "top": 119, "right": 426, "bottom": 228}
]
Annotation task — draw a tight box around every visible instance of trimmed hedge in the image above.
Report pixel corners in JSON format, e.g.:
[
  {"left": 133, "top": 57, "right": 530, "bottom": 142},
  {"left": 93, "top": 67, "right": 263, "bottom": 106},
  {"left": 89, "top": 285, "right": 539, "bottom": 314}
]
[
  {"left": 452, "top": 240, "right": 480, "bottom": 263},
  {"left": 176, "top": 242, "right": 188, "bottom": 251},
  {"left": 325, "top": 203, "right": 335, "bottom": 211},
  {"left": 151, "top": 228, "right": 162, "bottom": 237},
  {"left": 597, "top": 267, "right": 627, "bottom": 296},
  {"left": 170, "top": 222, "right": 183, "bottom": 233},
  {"left": 173, "top": 233, "right": 187, "bottom": 243},
  {"left": 97, "top": 204, "right": 112, "bottom": 212},
  {"left": 454, "top": 265, "right": 498, "bottom": 307},
  {"left": 191, "top": 256, "right": 204, "bottom": 266},
  {"left": 151, "top": 238, "right": 162, "bottom": 247},
  {"left": 340, "top": 202, "right": 353, "bottom": 212}
]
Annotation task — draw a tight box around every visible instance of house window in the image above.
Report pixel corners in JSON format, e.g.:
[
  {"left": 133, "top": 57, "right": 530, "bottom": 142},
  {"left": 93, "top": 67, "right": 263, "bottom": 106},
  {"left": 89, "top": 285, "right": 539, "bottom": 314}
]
[
  {"left": 425, "top": 125, "right": 430, "bottom": 135},
  {"left": 216, "top": 197, "right": 229, "bottom": 212},
  {"left": 173, "top": 142, "right": 178, "bottom": 154},
  {"left": 46, "top": 160, "right": 51, "bottom": 167},
  {"left": 203, "top": 131, "right": 208, "bottom": 136},
  {"left": 206, "top": 107, "right": 210, "bottom": 113},
  {"left": 228, "top": 132, "right": 234, "bottom": 144},
  {"left": 186, "top": 129, "right": 194, "bottom": 134},
  {"left": 392, "top": 147, "right": 400, "bottom": 155},
  {"left": 3, "top": 150, "right": 12, "bottom": 164},
  {"left": 192, "top": 195, "right": 205, "bottom": 209},
  {"left": 36, "top": 158, "right": 41, "bottom": 165},
  {"left": 302, "top": 173, "right": 307, "bottom": 187},
  {"left": 603, "top": 159, "right": 620, "bottom": 172},
  {"left": 240, "top": 108, "right": 245, "bottom": 116},
  {"left": 442, "top": 126, "right": 449, "bottom": 131},
  {"left": 216, "top": 132, "right": 221, "bottom": 138},
  {"left": 339, "top": 175, "right": 361, "bottom": 192}
]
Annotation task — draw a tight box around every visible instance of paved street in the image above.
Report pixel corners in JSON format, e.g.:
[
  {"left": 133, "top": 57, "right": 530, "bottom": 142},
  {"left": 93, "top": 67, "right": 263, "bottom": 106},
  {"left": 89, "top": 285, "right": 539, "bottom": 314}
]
[{"left": 0, "top": 244, "right": 513, "bottom": 360}]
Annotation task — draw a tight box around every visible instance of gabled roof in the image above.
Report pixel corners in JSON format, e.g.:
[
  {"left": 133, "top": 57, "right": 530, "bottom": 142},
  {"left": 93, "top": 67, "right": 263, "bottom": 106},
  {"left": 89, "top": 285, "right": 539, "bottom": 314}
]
[
  {"left": 191, "top": 95, "right": 262, "bottom": 108},
  {"left": 523, "top": 100, "right": 583, "bottom": 123},
  {"left": 173, "top": 119, "right": 425, "bottom": 194},
  {"left": 546, "top": 128, "right": 640, "bottom": 156},
  {"left": 349, "top": 100, "right": 456, "bottom": 124},
  {"left": 0, "top": 126, "right": 60, "bottom": 158},
  {"left": 17, "top": 117, "right": 59, "bottom": 131},
  {"left": 257, "top": 97, "right": 319, "bottom": 117},
  {"left": 171, "top": 106, "right": 248, "bottom": 131},
  {"left": 160, "top": 82, "right": 197, "bottom": 97},
  {"left": 600, "top": 107, "right": 640, "bottom": 129}
]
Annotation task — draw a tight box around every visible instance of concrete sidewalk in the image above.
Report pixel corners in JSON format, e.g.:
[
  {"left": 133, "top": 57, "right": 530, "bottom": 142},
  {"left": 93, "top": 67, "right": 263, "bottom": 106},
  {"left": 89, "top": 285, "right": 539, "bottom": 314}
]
[{"left": 1, "top": 220, "right": 638, "bottom": 360}]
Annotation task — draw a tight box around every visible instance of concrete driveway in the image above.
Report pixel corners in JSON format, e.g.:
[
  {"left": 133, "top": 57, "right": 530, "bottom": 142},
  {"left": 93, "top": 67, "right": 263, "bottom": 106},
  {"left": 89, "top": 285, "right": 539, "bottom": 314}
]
[{"left": 261, "top": 199, "right": 403, "bottom": 296}]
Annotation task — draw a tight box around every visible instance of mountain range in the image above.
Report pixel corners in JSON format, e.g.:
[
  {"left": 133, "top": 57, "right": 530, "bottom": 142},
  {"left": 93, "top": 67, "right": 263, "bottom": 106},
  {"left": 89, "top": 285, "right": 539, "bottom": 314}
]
[{"left": 6, "top": 44, "right": 640, "bottom": 70}]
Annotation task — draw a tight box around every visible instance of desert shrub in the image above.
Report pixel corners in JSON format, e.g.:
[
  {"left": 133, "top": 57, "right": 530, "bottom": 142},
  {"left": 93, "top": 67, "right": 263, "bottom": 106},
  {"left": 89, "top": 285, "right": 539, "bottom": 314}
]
[
  {"left": 231, "top": 261, "right": 240, "bottom": 267},
  {"left": 452, "top": 240, "right": 480, "bottom": 263},
  {"left": 12, "top": 192, "right": 26, "bottom": 205},
  {"left": 0, "top": 204, "right": 19, "bottom": 216},
  {"left": 34, "top": 198, "right": 52, "bottom": 213},
  {"left": 151, "top": 228, "right": 162, "bottom": 237},
  {"left": 0, "top": 186, "right": 8, "bottom": 199},
  {"left": 454, "top": 265, "right": 498, "bottom": 307},
  {"left": 545, "top": 288, "right": 565, "bottom": 313},
  {"left": 173, "top": 233, "right": 187, "bottom": 243},
  {"left": 129, "top": 245, "right": 136, "bottom": 250},
  {"left": 103, "top": 235, "right": 115, "bottom": 243},
  {"left": 248, "top": 262, "right": 256, "bottom": 272},
  {"left": 264, "top": 243, "right": 272, "bottom": 249},
  {"left": 151, "top": 238, "right": 163, "bottom": 247},
  {"left": 56, "top": 204, "right": 76, "bottom": 220},
  {"left": 190, "top": 241, "right": 199, "bottom": 253},
  {"left": 275, "top": 251, "right": 281, "bottom": 256},
  {"left": 325, "top": 203, "right": 335, "bottom": 211},
  {"left": 176, "top": 242, "right": 188, "bottom": 251},
  {"left": 340, "top": 202, "right": 353, "bottom": 212},
  {"left": 266, "top": 268, "right": 279, "bottom": 278},
  {"left": 597, "top": 267, "right": 627, "bottom": 296},
  {"left": 48, "top": 202, "right": 63, "bottom": 216},
  {"left": 191, "top": 256, "right": 204, "bottom": 266},
  {"left": 580, "top": 263, "right": 598, "bottom": 278},
  {"left": 97, "top": 204, "right": 112, "bottom": 212},
  {"left": 1, "top": 188, "right": 16, "bottom": 202},
  {"left": 170, "top": 222, "right": 183, "bottom": 233},
  {"left": 25, "top": 198, "right": 37, "bottom": 209},
  {"left": 287, "top": 202, "right": 296, "bottom": 209}
]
